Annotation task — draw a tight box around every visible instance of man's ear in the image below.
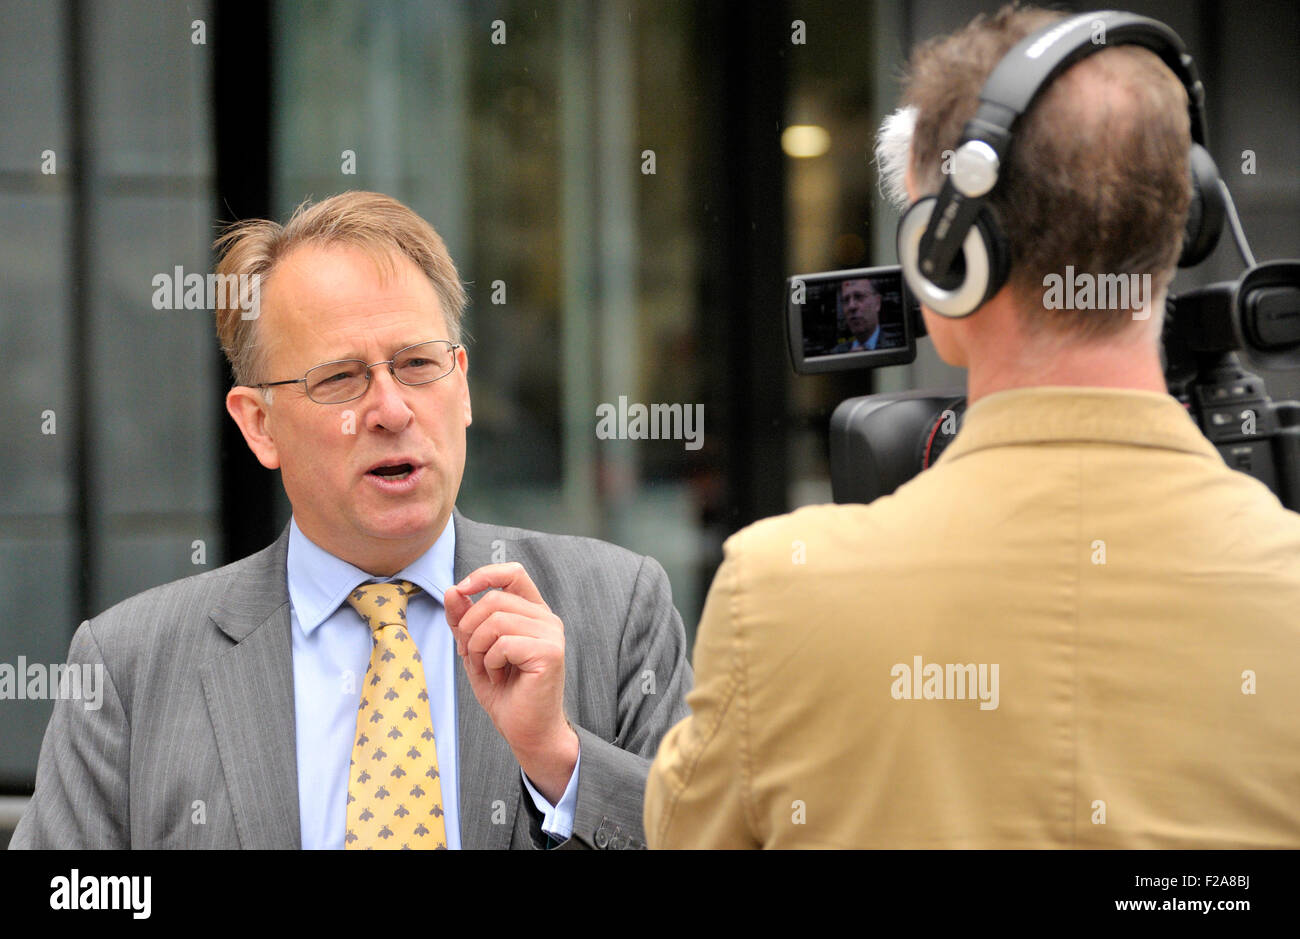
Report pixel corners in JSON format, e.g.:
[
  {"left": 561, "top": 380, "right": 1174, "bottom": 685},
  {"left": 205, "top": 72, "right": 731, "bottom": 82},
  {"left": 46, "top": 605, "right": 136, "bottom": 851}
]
[
  {"left": 226, "top": 386, "right": 281, "bottom": 469},
  {"left": 457, "top": 345, "right": 472, "bottom": 428}
]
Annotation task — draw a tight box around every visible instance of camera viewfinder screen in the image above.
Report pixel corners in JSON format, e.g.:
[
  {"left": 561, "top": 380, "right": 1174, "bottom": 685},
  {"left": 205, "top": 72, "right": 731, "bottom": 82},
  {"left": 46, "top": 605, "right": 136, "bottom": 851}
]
[{"left": 800, "top": 272, "right": 909, "bottom": 359}]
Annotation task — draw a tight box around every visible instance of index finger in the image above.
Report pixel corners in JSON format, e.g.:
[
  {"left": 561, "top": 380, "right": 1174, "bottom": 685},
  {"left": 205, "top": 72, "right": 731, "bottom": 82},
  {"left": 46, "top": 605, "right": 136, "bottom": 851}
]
[{"left": 453, "top": 562, "right": 546, "bottom": 606}]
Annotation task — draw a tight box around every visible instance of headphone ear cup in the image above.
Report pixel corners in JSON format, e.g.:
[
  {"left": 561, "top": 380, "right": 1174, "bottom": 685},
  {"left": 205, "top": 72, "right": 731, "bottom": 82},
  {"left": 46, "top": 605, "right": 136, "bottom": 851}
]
[
  {"left": 1180, "top": 143, "right": 1225, "bottom": 267},
  {"left": 897, "top": 198, "right": 1002, "bottom": 318},
  {"left": 897, "top": 197, "right": 937, "bottom": 301},
  {"left": 971, "top": 207, "right": 1011, "bottom": 307}
]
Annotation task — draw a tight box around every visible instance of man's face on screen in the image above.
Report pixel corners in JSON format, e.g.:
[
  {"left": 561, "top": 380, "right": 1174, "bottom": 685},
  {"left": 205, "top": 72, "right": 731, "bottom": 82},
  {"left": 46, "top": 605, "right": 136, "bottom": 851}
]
[
  {"left": 252, "top": 244, "right": 471, "bottom": 571},
  {"left": 842, "top": 279, "right": 882, "bottom": 339}
]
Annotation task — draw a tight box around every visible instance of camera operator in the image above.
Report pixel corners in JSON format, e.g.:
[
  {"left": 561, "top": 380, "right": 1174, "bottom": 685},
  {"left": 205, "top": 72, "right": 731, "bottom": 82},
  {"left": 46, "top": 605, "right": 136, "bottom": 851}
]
[{"left": 644, "top": 4, "right": 1300, "bottom": 848}]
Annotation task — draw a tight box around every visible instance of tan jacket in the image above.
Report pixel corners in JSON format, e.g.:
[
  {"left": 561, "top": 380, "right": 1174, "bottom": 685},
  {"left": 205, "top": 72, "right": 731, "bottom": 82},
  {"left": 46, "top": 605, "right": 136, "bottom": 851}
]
[{"left": 645, "top": 386, "right": 1300, "bottom": 848}]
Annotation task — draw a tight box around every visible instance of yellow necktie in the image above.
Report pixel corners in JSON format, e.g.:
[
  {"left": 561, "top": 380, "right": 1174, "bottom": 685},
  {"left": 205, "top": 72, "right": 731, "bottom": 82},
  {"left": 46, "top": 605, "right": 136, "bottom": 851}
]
[{"left": 344, "top": 581, "right": 448, "bottom": 849}]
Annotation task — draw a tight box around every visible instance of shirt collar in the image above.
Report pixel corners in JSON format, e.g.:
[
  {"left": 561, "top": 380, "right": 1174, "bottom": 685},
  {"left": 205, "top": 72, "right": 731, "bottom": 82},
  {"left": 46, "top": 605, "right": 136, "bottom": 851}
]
[
  {"left": 937, "top": 386, "right": 1223, "bottom": 466},
  {"left": 287, "top": 515, "right": 458, "bottom": 636}
]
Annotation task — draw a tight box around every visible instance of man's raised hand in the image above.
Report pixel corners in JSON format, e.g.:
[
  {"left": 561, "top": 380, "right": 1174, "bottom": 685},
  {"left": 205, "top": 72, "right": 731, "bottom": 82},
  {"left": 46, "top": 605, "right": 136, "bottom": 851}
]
[{"left": 444, "top": 562, "right": 579, "bottom": 804}]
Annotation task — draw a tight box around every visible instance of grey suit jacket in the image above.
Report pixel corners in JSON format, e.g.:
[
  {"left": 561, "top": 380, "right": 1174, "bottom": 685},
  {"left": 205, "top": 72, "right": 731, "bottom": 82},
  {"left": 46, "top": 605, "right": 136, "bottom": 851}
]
[{"left": 10, "top": 510, "right": 692, "bottom": 849}]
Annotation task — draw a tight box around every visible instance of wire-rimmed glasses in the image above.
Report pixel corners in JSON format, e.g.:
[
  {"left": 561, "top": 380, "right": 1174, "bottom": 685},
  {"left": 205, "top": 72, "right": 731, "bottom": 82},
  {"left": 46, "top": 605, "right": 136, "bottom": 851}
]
[{"left": 253, "top": 339, "right": 462, "bottom": 404}]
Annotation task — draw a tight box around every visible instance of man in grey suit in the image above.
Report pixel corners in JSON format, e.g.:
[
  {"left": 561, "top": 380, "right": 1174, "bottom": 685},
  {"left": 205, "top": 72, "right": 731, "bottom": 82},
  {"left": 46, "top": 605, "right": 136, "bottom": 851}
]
[{"left": 11, "top": 191, "right": 691, "bottom": 850}]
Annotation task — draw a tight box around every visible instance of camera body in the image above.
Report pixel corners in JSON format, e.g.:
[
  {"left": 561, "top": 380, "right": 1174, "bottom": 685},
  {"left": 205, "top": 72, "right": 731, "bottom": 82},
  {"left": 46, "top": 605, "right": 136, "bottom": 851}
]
[{"left": 785, "top": 262, "right": 1300, "bottom": 511}]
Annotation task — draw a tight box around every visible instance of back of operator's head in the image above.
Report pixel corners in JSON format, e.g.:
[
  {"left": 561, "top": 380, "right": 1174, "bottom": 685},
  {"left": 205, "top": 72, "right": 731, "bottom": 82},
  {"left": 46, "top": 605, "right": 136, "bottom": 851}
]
[{"left": 895, "top": 3, "right": 1191, "bottom": 340}]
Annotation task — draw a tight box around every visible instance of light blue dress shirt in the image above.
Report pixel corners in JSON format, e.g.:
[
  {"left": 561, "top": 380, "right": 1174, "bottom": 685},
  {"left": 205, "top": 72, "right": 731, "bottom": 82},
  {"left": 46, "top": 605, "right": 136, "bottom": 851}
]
[{"left": 288, "top": 515, "right": 580, "bottom": 849}]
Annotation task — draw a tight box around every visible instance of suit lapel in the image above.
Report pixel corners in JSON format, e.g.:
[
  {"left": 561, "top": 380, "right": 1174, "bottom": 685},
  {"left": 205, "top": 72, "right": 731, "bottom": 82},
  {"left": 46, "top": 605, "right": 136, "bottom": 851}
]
[
  {"left": 202, "top": 527, "right": 302, "bottom": 849},
  {"left": 452, "top": 509, "right": 522, "bottom": 849}
]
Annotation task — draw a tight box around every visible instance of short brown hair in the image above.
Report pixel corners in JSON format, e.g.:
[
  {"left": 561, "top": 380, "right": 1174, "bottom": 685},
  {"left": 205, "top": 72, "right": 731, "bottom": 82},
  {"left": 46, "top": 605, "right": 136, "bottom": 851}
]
[
  {"left": 903, "top": 4, "right": 1191, "bottom": 338},
  {"left": 213, "top": 191, "right": 467, "bottom": 385}
]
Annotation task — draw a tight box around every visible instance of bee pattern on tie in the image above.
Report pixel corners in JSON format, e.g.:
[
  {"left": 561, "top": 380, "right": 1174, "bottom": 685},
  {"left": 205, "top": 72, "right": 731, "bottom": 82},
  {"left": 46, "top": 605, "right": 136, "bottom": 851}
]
[{"left": 345, "top": 581, "right": 448, "bottom": 849}]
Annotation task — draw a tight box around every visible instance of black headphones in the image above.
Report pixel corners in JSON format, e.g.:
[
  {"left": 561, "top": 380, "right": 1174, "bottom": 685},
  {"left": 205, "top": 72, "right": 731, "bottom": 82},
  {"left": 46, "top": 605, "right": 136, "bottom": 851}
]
[{"left": 897, "top": 10, "right": 1226, "bottom": 318}]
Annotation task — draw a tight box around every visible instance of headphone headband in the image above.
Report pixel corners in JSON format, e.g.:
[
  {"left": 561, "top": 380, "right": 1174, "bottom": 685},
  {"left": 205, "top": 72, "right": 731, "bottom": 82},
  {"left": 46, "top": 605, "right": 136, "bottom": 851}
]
[{"left": 973, "top": 11, "right": 1207, "bottom": 151}]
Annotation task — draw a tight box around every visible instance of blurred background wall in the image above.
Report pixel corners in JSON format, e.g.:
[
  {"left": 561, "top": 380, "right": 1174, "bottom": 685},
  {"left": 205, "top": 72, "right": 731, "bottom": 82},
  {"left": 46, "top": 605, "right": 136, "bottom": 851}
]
[{"left": 1, "top": 0, "right": 1295, "bottom": 842}]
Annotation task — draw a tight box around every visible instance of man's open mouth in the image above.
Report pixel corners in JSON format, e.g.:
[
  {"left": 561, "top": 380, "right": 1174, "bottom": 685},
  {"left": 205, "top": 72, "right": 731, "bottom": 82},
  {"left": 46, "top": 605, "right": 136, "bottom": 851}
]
[{"left": 368, "top": 462, "right": 415, "bottom": 480}]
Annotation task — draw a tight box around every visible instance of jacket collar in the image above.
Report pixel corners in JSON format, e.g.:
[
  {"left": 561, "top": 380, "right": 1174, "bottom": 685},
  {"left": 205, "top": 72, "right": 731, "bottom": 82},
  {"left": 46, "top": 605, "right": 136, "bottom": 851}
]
[
  {"left": 937, "top": 386, "right": 1223, "bottom": 466},
  {"left": 208, "top": 526, "right": 293, "bottom": 643},
  {"left": 203, "top": 524, "right": 301, "bottom": 848}
]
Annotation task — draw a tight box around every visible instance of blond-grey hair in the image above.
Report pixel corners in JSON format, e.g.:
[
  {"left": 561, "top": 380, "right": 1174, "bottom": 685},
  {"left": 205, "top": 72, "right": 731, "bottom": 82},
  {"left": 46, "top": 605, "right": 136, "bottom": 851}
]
[
  {"left": 874, "top": 105, "right": 918, "bottom": 213},
  {"left": 213, "top": 191, "right": 467, "bottom": 386}
]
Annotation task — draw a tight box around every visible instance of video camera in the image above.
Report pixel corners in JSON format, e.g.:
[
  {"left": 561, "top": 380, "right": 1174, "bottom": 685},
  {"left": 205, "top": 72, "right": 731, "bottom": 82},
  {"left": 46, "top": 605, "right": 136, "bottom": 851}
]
[{"left": 784, "top": 261, "right": 1300, "bottom": 511}]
